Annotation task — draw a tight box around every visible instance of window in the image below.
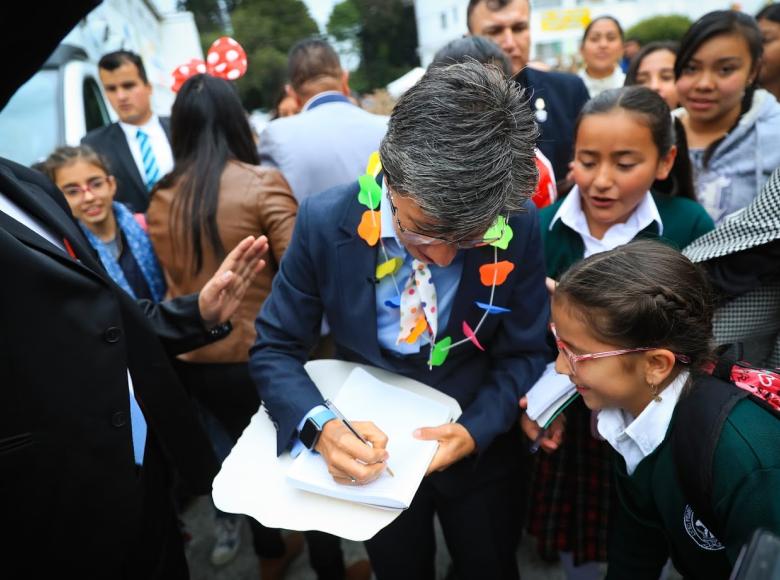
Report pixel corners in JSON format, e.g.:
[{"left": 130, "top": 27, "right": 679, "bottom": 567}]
[
  {"left": 0, "top": 70, "right": 59, "bottom": 167},
  {"left": 83, "top": 78, "right": 110, "bottom": 133},
  {"left": 441, "top": 11, "right": 448, "bottom": 29}
]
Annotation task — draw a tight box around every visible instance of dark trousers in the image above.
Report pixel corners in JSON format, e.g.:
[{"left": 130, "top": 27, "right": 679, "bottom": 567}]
[
  {"left": 122, "top": 436, "right": 189, "bottom": 579},
  {"left": 365, "top": 474, "right": 521, "bottom": 580},
  {"left": 173, "top": 360, "right": 346, "bottom": 575}
]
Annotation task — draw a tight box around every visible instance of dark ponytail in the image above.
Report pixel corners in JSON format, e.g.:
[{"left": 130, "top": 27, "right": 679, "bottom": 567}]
[
  {"left": 575, "top": 86, "right": 696, "bottom": 199},
  {"left": 556, "top": 240, "right": 714, "bottom": 371}
]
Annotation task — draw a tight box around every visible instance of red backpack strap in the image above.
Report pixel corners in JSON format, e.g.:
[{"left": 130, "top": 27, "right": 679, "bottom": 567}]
[{"left": 710, "top": 343, "right": 780, "bottom": 412}]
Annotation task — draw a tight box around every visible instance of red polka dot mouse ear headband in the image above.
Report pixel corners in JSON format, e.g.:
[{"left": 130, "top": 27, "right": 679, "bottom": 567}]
[{"left": 171, "top": 37, "right": 248, "bottom": 92}]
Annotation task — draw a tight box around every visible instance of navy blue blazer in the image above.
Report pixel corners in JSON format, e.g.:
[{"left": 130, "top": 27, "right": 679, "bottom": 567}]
[
  {"left": 518, "top": 68, "right": 590, "bottom": 182},
  {"left": 250, "top": 180, "right": 550, "bottom": 476}
]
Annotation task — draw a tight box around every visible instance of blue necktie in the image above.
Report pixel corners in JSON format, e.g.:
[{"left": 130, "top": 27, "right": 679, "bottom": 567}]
[
  {"left": 136, "top": 128, "right": 161, "bottom": 190},
  {"left": 128, "top": 378, "right": 147, "bottom": 465}
]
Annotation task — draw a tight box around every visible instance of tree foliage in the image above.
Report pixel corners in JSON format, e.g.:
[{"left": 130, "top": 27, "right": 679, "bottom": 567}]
[
  {"left": 183, "top": 0, "right": 319, "bottom": 110},
  {"left": 625, "top": 15, "right": 693, "bottom": 45},
  {"left": 327, "top": 0, "right": 419, "bottom": 95}
]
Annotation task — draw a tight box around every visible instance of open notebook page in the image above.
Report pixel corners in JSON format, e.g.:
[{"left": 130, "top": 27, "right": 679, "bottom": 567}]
[{"left": 286, "top": 367, "right": 453, "bottom": 510}]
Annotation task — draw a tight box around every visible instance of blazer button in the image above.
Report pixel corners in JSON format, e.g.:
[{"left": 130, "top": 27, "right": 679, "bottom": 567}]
[
  {"left": 111, "top": 411, "right": 128, "bottom": 427},
  {"left": 104, "top": 327, "right": 122, "bottom": 343}
]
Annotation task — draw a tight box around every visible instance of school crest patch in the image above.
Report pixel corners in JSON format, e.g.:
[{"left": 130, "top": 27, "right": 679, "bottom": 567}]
[{"left": 683, "top": 505, "right": 724, "bottom": 551}]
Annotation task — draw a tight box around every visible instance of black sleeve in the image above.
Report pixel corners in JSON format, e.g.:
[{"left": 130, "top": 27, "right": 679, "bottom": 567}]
[
  {"left": 135, "top": 294, "right": 231, "bottom": 357},
  {"left": 703, "top": 240, "right": 780, "bottom": 302}
]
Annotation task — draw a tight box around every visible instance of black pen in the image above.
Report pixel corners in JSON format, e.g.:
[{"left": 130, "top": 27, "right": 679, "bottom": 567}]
[
  {"left": 529, "top": 427, "right": 547, "bottom": 454},
  {"left": 324, "top": 399, "right": 395, "bottom": 477}
]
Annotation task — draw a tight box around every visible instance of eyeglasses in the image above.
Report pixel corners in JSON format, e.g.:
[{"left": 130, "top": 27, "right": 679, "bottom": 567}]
[
  {"left": 386, "top": 191, "right": 502, "bottom": 249},
  {"left": 61, "top": 177, "right": 110, "bottom": 198},
  {"left": 549, "top": 322, "right": 690, "bottom": 374}
]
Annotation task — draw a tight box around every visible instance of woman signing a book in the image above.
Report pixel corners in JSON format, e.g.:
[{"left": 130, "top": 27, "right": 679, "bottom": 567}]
[{"left": 249, "top": 61, "right": 550, "bottom": 580}]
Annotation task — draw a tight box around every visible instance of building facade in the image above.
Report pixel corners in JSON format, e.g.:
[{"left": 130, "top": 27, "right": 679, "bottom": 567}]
[{"left": 415, "top": 0, "right": 766, "bottom": 68}]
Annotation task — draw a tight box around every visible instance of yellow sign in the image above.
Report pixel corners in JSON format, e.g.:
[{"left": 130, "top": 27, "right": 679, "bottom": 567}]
[{"left": 541, "top": 8, "right": 591, "bottom": 32}]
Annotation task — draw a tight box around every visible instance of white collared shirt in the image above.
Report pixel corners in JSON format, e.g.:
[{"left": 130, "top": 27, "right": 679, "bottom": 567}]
[
  {"left": 550, "top": 186, "right": 663, "bottom": 258},
  {"left": 0, "top": 191, "right": 63, "bottom": 249},
  {"left": 578, "top": 67, "right": 626, "bottom": 98},
  {"left": 597, "top": 371, "right": 689, "bottom": 475},
  {"left": 119, "top": 115, "right": 174, "bottom": 181}
]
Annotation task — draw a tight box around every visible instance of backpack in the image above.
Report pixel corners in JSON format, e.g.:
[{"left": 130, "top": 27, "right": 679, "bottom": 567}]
[{"left": 671, "top": 344, "right": 780, "bottom": 540}]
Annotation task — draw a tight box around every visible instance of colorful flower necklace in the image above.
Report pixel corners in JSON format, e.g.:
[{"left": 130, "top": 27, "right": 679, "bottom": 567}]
[{"left": 356, "top": 152, "right": 516, "bottom": 368}]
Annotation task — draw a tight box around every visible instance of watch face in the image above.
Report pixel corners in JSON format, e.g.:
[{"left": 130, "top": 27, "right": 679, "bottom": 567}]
[{"left": 300, "top": 417, "right": 320, "bottom": 450}]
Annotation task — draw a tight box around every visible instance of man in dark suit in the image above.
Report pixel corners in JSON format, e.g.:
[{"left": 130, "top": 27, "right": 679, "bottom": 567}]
[
  {"left": 0, "top": 4, "right": 269, "bottom": 576},
  {"left": 467, "top": 0, "right": 591, "bottom": 184},
  {"left": 250, "top": 62, "right": 550, "bottom": 579},
  {"left": 83, "top": 50, "right": 173, "bottom": 212}
]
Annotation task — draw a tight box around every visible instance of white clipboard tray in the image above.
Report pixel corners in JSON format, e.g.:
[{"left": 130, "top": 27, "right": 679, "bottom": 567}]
[{"left": 211, "top": 359, "right": 462, "bottom": 541}]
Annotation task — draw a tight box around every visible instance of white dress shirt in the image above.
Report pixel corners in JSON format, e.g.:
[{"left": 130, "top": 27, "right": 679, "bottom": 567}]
[
  {"left": 578, "top": 67, "right": 626, "bottom": 98},
  {"left": 549, "top": 186, "right": 663, "bottom": 258},
  {"left": 119, "top": 114, "right": 174, "bottom": 180},
  {"left": 597, "top": 371, "right": 689, "bottom": 475}
]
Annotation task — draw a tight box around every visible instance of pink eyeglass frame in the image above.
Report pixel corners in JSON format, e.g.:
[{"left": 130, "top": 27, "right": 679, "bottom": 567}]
[{"left": 549, "top": 323, "right": 690, "bottom": 371}]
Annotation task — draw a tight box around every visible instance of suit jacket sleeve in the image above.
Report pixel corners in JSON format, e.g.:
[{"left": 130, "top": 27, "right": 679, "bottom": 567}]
[
  {"left": 249, "top": 197, "right": 326, "bottom": 454},
  {"left": 134, "top": 294, "right": 223, "bottom": 357},
  {"left": 457, "top": 203, "right": 551, "bottom": 451}
]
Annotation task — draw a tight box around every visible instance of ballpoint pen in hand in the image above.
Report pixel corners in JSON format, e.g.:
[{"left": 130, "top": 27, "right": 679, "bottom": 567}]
[
  {"left": 324, "top": 399, "right": 395, "bottom": 477},
  {"left": 529, "top": 427, "right": 547, "bottom": 454}
]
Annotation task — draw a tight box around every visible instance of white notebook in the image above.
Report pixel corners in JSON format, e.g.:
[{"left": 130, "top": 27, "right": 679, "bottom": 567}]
[
  {"left": 286, "top": 367, "right": 453, "bottom": 510},
  {"left": 526, "top": 362, "right": 578, "bottom": 428}
]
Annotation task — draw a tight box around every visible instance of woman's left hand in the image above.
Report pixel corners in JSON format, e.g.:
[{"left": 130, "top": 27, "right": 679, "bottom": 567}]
[
  {"left": 198, "top": 235, "right": 269, "bottom": 327},
  {"left": 415, "top": 423, "right": 476, "bottom": 474}
]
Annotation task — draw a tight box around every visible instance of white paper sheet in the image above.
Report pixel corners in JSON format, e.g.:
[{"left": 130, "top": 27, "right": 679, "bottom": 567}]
[
  {"left": 286, "top": 368, "right": 452, "bottom": 509},
  {"left": 211, "top": 360, "right": 462, "bottom": 541}
]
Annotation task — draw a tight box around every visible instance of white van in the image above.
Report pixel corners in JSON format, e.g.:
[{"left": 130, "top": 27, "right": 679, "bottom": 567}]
[{"left": 0, "top": 0, "right": 201, "bottom": 167}]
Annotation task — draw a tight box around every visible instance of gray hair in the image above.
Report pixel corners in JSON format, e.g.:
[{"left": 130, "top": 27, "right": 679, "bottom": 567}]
[{"left": 379, "top": 60, "right": 538, "bottom": 240}]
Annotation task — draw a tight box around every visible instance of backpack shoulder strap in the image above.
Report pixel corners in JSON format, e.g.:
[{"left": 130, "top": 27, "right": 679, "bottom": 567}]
[{"left": 671, "top": 374, "right": 749, "bottom": 538}]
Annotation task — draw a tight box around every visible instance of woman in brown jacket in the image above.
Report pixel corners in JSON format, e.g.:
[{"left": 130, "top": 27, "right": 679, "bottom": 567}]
[{"left": 147, "top": 74, "right": 298, "bottom": 577}]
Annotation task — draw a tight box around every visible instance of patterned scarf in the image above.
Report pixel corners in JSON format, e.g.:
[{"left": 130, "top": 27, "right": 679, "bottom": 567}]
[{"left": 80, "top": 202, "right": 166, "bottom": 302}]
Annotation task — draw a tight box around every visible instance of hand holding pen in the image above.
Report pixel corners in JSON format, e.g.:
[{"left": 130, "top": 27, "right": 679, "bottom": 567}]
[
  {"left": 518, "top": 396, "right": 566, "bottom": 454},
  {"left": 313, "top": 401, "right": 392, "bottom": 485},
  {"left": 325, "top": 400, "right": 395, "bottom": 477}
]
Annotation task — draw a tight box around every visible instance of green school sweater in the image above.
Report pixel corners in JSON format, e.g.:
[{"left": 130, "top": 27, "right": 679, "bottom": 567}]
[
  {"left": 539, "top": 193, "right": 715, "bottom": 279},
  {"left": 606, "top": 398, "right": 780, "bottom": 580}
]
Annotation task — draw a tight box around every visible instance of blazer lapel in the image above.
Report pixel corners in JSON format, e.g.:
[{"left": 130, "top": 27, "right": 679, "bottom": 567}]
[
  {"left": 0, "top": 164, "right": 110, "bottom": 284},
  {"left": 108, "top": 123, "right": 147, "bottom": 195},
  {"left": 160, "top": 116, "right": 172, "bottom": 142},
  {"left": 335, "top": 195, "right": 381, "bottom": 361}
]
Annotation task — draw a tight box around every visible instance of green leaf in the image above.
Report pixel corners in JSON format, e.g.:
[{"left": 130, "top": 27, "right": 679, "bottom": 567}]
[
  {"left": 429, "top": 336, "right": 452, "bottom": 367},
  {"left": 484, "top": 215, "right": 514, "bottom": 250},
  {"left": 357, "top": 174, "right": 381, "bottom": 209}
]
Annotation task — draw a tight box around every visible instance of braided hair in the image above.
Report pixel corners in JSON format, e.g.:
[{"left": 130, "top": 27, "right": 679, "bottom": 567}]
[{"left": 555, "top": 240, "right": 715, "bottom": 371}]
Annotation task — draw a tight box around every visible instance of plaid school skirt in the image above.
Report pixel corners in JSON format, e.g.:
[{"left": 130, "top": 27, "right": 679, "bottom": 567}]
[{"left": 526, "top": 399, "right": 616, "bottom": 565}]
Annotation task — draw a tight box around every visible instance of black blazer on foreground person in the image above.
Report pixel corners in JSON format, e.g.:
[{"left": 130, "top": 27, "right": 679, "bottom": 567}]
[
  {"left": 82, "top": 117, "right": 171, "bottom": 212},
  {"left": 0, "top": 156, "right": 222, "bottom": 576}
]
